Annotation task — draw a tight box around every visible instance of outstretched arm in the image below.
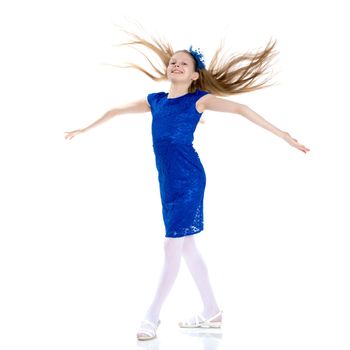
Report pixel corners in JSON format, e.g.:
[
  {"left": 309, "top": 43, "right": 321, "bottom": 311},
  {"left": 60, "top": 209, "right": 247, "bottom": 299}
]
[
  {"left": 198, "top": 94, "right": 310, "bottom": 153},
  {"left": 64, "top": 98, "right": 150, "bottom": 140}
]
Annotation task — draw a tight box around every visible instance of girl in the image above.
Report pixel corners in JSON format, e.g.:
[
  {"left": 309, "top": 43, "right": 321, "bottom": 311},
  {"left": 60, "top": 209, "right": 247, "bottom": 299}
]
[{"left": 64, "top": 29, "right": 310, "bottom": 341}]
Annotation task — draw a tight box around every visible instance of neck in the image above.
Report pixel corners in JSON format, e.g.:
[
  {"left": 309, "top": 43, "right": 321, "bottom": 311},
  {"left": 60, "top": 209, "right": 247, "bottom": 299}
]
[{"left": 168, "top": 83, "right": 191, "bottom": 98}]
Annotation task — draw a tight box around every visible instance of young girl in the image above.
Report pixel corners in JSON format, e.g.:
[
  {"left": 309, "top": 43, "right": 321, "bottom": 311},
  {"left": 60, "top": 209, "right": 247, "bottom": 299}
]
[{"left": 64, "top": 29, "right": 310, "bottom": 341}]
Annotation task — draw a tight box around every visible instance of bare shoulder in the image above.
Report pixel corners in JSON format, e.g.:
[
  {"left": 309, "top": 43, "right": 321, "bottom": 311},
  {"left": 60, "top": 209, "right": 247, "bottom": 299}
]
[
  {"left": 130, "top": 97, "right": 151, "bottom": 112},
  {"left": 128, "top": 98, "right": 151, "bottom": 113},
  {"left": 196, "top": 93, "right": 245, "bottom": 114},
  {"left": 111, "top": 98, "right": 151, "bottom": 115},
  {"left": 196, "top": 93, "right": 212, "bottom": 113}
]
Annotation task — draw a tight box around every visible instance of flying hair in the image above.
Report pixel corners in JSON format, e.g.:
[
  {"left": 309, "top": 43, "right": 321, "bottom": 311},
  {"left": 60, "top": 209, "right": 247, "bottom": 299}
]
[{"left": 110, "top": 23, "right": 279, "bottom": 96}]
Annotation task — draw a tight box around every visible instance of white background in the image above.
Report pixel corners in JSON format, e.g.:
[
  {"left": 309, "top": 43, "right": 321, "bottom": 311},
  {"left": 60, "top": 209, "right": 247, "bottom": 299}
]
[{"left": 1, "top": 0, "right": 349, "bottom": 349}]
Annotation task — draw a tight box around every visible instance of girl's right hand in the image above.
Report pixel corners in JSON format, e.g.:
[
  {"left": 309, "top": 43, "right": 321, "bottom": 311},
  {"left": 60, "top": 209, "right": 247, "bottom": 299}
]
[{"left": 64, "top": 129, "right": 85, "bottom": 140}]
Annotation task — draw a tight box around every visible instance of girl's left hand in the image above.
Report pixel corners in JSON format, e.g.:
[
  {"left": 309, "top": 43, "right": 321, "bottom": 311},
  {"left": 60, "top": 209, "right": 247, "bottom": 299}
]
[{"left": 281, "top": 132, "right": 310, "bottom": 153}]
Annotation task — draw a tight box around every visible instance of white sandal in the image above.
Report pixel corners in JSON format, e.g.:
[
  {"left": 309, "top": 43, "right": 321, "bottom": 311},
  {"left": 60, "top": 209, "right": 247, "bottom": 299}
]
[
  {"left": 136, "top": 319, "right": 161, "bottom": 341},
  {"left": 178, "top": 310, "right": 223, "bottom": 328}
]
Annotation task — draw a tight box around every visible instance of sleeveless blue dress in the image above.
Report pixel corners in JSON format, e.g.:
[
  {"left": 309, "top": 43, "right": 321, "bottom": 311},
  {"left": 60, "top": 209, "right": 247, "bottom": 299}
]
[{"left": 147, "top": 89, "right": 209, "bottom": 238}]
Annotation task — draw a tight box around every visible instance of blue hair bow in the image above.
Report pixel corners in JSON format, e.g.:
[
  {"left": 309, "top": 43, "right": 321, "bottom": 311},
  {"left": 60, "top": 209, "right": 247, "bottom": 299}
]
[{"left": 189, "top": 45, "right": 206, "bottom": 71}]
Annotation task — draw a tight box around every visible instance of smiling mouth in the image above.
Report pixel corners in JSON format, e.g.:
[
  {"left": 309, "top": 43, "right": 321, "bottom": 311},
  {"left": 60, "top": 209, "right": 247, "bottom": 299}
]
[{"left": 172, "top": 70, "right": 183, "bottom": 73}]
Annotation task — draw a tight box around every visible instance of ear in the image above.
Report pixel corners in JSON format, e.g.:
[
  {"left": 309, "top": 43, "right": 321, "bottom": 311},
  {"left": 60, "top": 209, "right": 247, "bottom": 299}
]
[{"left": 192, "top": 71, "right": 199, "bottom": 81}]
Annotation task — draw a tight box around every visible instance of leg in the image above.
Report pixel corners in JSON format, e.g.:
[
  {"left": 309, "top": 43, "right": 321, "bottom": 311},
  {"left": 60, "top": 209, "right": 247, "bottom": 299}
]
[
  {"left": 137, "top": 236, "right": 185, "bottom": 337},
  {"left": 182, "top": 235, "right": 221, "bottom": 321}
]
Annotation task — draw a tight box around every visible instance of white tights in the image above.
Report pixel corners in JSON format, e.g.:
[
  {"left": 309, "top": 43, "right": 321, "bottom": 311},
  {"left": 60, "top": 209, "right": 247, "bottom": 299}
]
[{"left": 143, "top": 234, "right": 220, "bottom": 325}]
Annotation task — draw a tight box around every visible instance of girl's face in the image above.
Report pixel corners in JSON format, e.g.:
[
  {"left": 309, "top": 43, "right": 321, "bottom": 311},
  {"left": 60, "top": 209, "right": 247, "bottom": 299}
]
[{"left": 166, "top": 51, "right": 199, "bottom": 83}]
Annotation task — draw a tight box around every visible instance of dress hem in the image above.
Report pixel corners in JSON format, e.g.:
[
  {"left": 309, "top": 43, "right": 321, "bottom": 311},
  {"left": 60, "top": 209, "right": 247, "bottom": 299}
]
[{"left": 165, "top": 229, "right": 203, "bottom": 238}]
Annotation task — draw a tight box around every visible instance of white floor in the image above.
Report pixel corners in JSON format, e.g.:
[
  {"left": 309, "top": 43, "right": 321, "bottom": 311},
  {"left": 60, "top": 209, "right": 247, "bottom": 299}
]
[{"left": 135, "top": 325, "right": 223, "bottom": 350}]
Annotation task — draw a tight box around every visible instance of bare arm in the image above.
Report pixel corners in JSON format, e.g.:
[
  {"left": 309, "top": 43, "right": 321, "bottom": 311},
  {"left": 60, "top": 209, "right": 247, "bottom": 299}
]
[
  {"left": 198, "top": 94, "right": 310, "bottom": 153},
  {"left": 81, "top": 98, "right": 150, "bottom": 132},
  {"left": 64, "top": 98, "right": 150, "bottom": 140}
]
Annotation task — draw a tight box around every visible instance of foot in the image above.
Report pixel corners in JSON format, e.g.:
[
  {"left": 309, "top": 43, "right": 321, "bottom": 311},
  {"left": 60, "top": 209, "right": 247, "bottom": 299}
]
[
  {"left": 136, "top": 319, "right": 161, "bottom": 341},
  {"left": 178, "top": 309, "right": 223, "bottom": 328},
  {"left": 202, "top": 309, "right": 222, "bottom": 322},
  {"left": 188, "top": 309, "right": 222, "bottom": 323}
]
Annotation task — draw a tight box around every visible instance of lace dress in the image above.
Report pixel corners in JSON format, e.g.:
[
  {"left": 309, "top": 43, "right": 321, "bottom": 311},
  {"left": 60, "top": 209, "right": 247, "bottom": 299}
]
[{"left": 147, "top": 89, "right": 209, "bottom": 238}]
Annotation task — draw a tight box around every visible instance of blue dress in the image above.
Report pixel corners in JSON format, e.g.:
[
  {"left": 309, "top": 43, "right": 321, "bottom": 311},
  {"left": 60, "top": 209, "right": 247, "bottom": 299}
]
[{"left": 147, "top": 89, "right": 209, "bottom": 238}]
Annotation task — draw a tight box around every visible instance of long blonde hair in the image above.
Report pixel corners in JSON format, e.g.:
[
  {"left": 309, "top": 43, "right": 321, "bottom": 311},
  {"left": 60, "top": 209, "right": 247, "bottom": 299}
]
[{"left": 111, "top": 25, "right": 279, "bottom": 96}]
